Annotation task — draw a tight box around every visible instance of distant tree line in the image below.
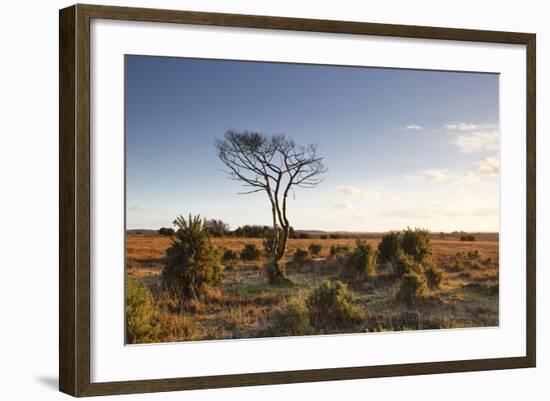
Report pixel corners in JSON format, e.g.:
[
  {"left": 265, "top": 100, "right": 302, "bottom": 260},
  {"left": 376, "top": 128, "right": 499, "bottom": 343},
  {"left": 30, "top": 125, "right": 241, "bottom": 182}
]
[
  {"left": 159, "top": 221, "right": 297, "bottom": 239},
  {"left": 158, "top": 221, "right": 382, "bottom": 240}
]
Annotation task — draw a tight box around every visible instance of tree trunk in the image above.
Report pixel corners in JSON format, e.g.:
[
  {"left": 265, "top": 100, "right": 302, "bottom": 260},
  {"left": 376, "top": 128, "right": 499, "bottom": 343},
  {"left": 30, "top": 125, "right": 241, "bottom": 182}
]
[{"left": 267, "top": 224, "right": 291, "bottom": 284}]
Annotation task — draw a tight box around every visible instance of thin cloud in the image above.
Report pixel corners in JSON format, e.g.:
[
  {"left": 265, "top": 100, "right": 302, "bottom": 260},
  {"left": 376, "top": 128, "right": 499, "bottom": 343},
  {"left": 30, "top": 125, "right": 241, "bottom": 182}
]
[
  {"left": 405, "top": 124, "right": 422, "bottom": 130},
  {"left": 336, "top": 185, "right": 381, "bottom": 200},
  {"left": 475, "top": 157, "right": 499, "bottom": 176},
  {"left": 333, "top": 202, "right": 352, "bottom": 210},
  {"left": 423, "top": 169, "right": 449, "bottom": 183},
  {"left": 452, "top": 131, "right": 499, "bottom": 153},
  {"left": 455, "top": 156, "right": 500, "bottom": 185},
  {"left": 445, "top": 122, "right": 481, "bottom": 131},
  {"left": 445, "top": 122, "right": 497, "bottom": 132}
]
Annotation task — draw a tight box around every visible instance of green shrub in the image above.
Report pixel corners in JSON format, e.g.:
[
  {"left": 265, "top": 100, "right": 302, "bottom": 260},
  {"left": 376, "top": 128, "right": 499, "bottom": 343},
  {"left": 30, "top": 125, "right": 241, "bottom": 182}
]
[
  {"left": 307, "top": 280, "right": 364, "bottom": 329},
  {"left": 396, "top": 272, "right": 427, "bottom": 306},
  {"left": 467, "top": 250, "right": 481, "bottom": 260},
  {"left": 425, "top": 267, "right": 443, "bottom": 289},
  {"left": 460, "top": 235, "right": 476, "bottom": 241},
  {"left": 222, "top": 249, "right": 239, "bottom": 269},
  {"left": 446, "top": 252, "right": 466, "bottom": 272},
  {"left": 308, "top": 243, "right": 323, "bottom": 256},
  {"left": 401, "top": 227, "right": 432, "bottom": 263},
  {"left": 377, "top": 231, "right": 402, "bottom": 263},
  {"left": 158, "top": 227, "right": 175, "bottom": 236},
  {"left": 392, "top": 250, "right": 423, "bottom": 278},
  {"left": 271, "top": 297, "right": 312, "bottom": 336},
  {"left": 320, "top": 234, "right": 327, "bottom": 240},
  {"left": 329, "top": 244, "right": 349, "bottom": 259},
  {"left": 343, "top": 239, "right": 377, "bottom": 279},
  {"left": 240, "top": 243, "right": 262, "bottom": 261},
  {"left": 446, "top": 250, "right": 483, "bottom": 272},
  {"left": 292, "top": 248, "right": 311, "bottom": 265},
  {"left": 126, "top": 277, "right": 162, "bottom": 344},
  {"left": 162, "top": 214, "right": 223, "bottom": 300}
]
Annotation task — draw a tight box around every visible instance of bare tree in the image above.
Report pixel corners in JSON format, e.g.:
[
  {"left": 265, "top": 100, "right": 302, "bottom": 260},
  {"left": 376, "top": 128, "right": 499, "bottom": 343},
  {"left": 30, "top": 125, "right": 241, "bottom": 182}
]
[{"left": 216, "top": 130, "right": 327, "bottom": 283}]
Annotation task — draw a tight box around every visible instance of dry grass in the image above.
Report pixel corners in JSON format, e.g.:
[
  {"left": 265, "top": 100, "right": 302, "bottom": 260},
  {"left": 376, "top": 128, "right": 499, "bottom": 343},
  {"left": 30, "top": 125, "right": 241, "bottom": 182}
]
[
  {"left": 127, "top": 234, "right": 498, "bottom": 268},
  {"left": 127, "top": 233, "right": 499, "bottom": 343}
]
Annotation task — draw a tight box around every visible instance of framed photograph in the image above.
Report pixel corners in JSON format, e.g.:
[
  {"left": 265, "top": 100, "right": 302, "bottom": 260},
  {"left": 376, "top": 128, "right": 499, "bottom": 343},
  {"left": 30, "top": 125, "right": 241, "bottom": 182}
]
[{"left": 59, "top": 4, "right": 536, "bottom": 397}]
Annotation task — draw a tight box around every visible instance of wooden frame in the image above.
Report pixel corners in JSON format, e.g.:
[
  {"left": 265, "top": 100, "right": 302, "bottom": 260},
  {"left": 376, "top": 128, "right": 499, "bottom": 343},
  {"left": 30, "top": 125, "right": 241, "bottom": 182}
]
[{"left": 59, "top": 3, "right": 536, "bottom": 397}]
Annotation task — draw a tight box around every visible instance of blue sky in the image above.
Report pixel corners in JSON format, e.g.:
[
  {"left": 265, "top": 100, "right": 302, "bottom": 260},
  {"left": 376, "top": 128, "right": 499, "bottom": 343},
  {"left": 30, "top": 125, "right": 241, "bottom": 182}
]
[{"left": 126, "top": 55, "right": 500, "bottom": 232}]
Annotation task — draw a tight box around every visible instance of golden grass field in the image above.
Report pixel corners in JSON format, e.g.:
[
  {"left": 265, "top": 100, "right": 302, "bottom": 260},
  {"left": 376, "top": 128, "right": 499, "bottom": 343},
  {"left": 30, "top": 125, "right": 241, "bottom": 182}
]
[{"left": 126, "top": 233, "right": 499, "bottom": 343}]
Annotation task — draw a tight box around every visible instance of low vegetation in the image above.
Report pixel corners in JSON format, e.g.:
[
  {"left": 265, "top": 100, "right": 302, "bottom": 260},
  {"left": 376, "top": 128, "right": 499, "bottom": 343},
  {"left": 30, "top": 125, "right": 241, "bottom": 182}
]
[
  {"left": 240, "top": 243, "right": 262, "bottom": 261},
  {"left": 341, "top": 239, "right": 377, "bottom": 280},
  {"left": 396, "top": 272, "right": 427, "bottom": 306},
  {"left": 126, "top": 226, "right": 499, "bottom": 343},
  {"left": 161, "top": 215, "right": 223, "bottom": 300},
  {"left": 308, "top": 243, "right": 322, "bottom": 256},
  {"left": 307, "top": 280, "right": 364, "bottom": 330},
  {"left": 126, "top": 277, "right": 162, "bottom": 344},
  {"left": 460, "top": 235, "right": 476, "bottom": 242},
  {"left": 292, "top": 248, "right": 311, "bottom": 265}
]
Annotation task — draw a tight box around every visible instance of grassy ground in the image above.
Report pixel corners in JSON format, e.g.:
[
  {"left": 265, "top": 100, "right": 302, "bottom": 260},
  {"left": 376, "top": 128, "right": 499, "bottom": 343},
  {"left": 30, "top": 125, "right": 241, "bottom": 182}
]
[{"left": 126, "top": 234, "right": 499, "bottom": 343}]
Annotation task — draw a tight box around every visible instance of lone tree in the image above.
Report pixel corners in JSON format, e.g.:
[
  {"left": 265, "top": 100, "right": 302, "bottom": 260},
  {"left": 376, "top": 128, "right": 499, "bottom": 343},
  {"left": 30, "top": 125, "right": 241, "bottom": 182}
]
[{"left": 216, "top": 130, "right": 327, "bottom": 283}]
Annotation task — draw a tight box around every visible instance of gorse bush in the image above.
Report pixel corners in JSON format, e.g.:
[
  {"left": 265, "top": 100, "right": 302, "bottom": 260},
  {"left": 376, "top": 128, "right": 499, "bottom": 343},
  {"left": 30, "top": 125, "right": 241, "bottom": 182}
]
[
  {"left": 222, "top": 249, "right": 239, "bottom": 269},
  {"left": 460, "top": 235, "right": 476, "bottom": 241},
  {"left": 126, "top": 277, "right": 162, "bottom": 344},
  {"left": 292, "top": 248, "right": 311, "bottom": 265},
  {"left": 329, "top": 244, "right": 349, "bottom": 259},
  {"left": 396, "top": 272, "right": 427, "bottom": 306},
  {"left": 240, "top": 243, "right": 262, "bottom": 261},
  {"left": 308, "top": 243, "right": 322, "bottom": 256},
  {"left": 162, "top": 214, "right": 223, "bottom": 300},
  {"left": 425, "top": 267, "right": 443, "bottom": 289},
  {"left": 401, "top": 227, "right": 432, "bottom": 263},
  {"left": 377, "top": 231, "right": 402, "bottom": 263},
  {"left": 467, "top": 249, "right": 481, "bottom": 260},
  {"left": 343, "top": 239, "right": 377, "bottom": 279},
  {"left": 446, "top": 250, "right": 484, "bottom": 272},
  {"left": 307, "top": 280, "right": 364, "bottom": 329},
  {"left": 158, "top": 227, "right": 175, "bottom": 236},
  {"left": 271, "top": 297, "right": 312, "bottom": 336},
  {"left": 392, "top": 249, "right": 423, "bottom": 278}
]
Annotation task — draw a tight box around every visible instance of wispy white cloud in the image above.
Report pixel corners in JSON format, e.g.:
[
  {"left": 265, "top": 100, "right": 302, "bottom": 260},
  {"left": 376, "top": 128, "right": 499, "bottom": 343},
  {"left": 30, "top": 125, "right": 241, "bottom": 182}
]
[
  {"left": 405, "top": 124, "right": 422, "bottom": 130},
  {"left": 475, "top": 157, "right": 499, "bottom": 176},
  {"left": 333, "top": 202, "right": 352, "bottom": 210},
  {"left": 454, "top": 156, "right": 500, "bottom": 186},
  {"left": 445, "top": 122, "right": 499, "bottom": 153},
  {"left": 452, "top": 131, "right": 499, "bottom": 153},
  {"left": 423, "top": 169, "right": 449, "bottom": 183},
  {"left": 445, "top": 122, "right": 483, "bottom": 131},
  {"left": 336, "top": 185, "right": 381, "bottom": 200}
]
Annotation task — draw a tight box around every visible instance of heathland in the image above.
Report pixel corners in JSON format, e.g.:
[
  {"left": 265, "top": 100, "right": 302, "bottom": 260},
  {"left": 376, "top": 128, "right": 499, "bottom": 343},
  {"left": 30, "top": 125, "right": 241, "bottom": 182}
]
[{"left": 126, "top": 227, "right": 499, "bottom": 344}]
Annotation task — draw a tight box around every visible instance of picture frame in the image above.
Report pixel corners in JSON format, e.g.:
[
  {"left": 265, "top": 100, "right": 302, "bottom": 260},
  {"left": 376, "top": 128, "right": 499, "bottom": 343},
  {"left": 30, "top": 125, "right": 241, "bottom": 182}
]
[{"left": 59, "top": 3, "right": 536, "bottom": 397}]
